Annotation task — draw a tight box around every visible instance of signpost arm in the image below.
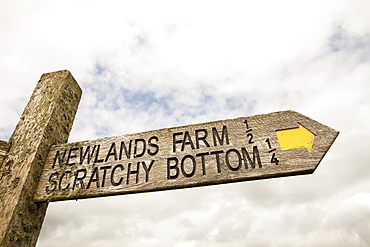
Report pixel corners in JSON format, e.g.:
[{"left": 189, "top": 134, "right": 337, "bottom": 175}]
[{"left": 0, "top": 70, "right": 82, "bottom": 246}]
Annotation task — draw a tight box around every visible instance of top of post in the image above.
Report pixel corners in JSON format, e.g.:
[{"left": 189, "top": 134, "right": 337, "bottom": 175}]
[{"left": 0, "top": 70, "right": 82, "bottom": 246}]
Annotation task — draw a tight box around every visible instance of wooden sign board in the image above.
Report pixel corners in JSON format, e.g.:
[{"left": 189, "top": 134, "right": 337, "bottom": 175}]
[{"left": 34, "top": 110, "right": 338, "bottom": 202}]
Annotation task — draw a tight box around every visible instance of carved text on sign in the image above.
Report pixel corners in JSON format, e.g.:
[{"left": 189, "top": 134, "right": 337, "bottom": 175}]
[{"left": 34, "top": 111, "right": 339, "bottom": 202}]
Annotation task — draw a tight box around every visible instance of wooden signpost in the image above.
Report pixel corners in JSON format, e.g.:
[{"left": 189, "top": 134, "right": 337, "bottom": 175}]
[
  {"left": 0, "top": 70, "right": 82, "bottom": 246},
  {"left": 34, "top": 110, "right": 339, "bottom": 202},
  {"left": 0, "top": 70, "right": 339, "bottom": 246}
]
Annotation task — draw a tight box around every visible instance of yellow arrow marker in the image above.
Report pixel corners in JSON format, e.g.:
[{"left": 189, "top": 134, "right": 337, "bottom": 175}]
[{"left": 275, "top": 123, "right": 315, "bottom": 152}]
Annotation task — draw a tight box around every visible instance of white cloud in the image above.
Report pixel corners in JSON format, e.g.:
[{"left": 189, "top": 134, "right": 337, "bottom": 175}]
[{"left": 0, "top": 0, "right": 369, "bottom": 246}]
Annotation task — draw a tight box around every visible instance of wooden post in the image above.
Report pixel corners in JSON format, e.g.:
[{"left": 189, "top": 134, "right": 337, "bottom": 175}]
[
  {"left": 0, "top": 140, "right": 9, "bottom": 165},
  {"left": 0, "top": 70, "right": 82, "bottom": 246}
]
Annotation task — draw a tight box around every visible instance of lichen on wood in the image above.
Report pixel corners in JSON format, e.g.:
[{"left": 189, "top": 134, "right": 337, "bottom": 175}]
[{"left": 0, "top": 70, "right": 82, "bottom": 247}]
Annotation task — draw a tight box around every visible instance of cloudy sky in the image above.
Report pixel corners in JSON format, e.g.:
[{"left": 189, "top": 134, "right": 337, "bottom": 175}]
[{"left": 1, "top": 0, "right": 370, "bottom": 246}]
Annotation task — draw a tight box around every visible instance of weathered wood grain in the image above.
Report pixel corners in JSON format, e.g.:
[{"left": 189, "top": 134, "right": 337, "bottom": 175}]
[
  {"left": 0, "top": 70, "right": 82, "bottom": 246},
  {"left": 0, "top": 140, "right": 9, "bottom": 165},
  {"left": 34, "top": 110, "right": 338, "bottom": 202}
]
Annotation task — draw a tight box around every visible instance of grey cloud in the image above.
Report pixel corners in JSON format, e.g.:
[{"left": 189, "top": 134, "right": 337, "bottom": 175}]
[{"left": 0, "top": 1, "right": 369, "bottom": 247}]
